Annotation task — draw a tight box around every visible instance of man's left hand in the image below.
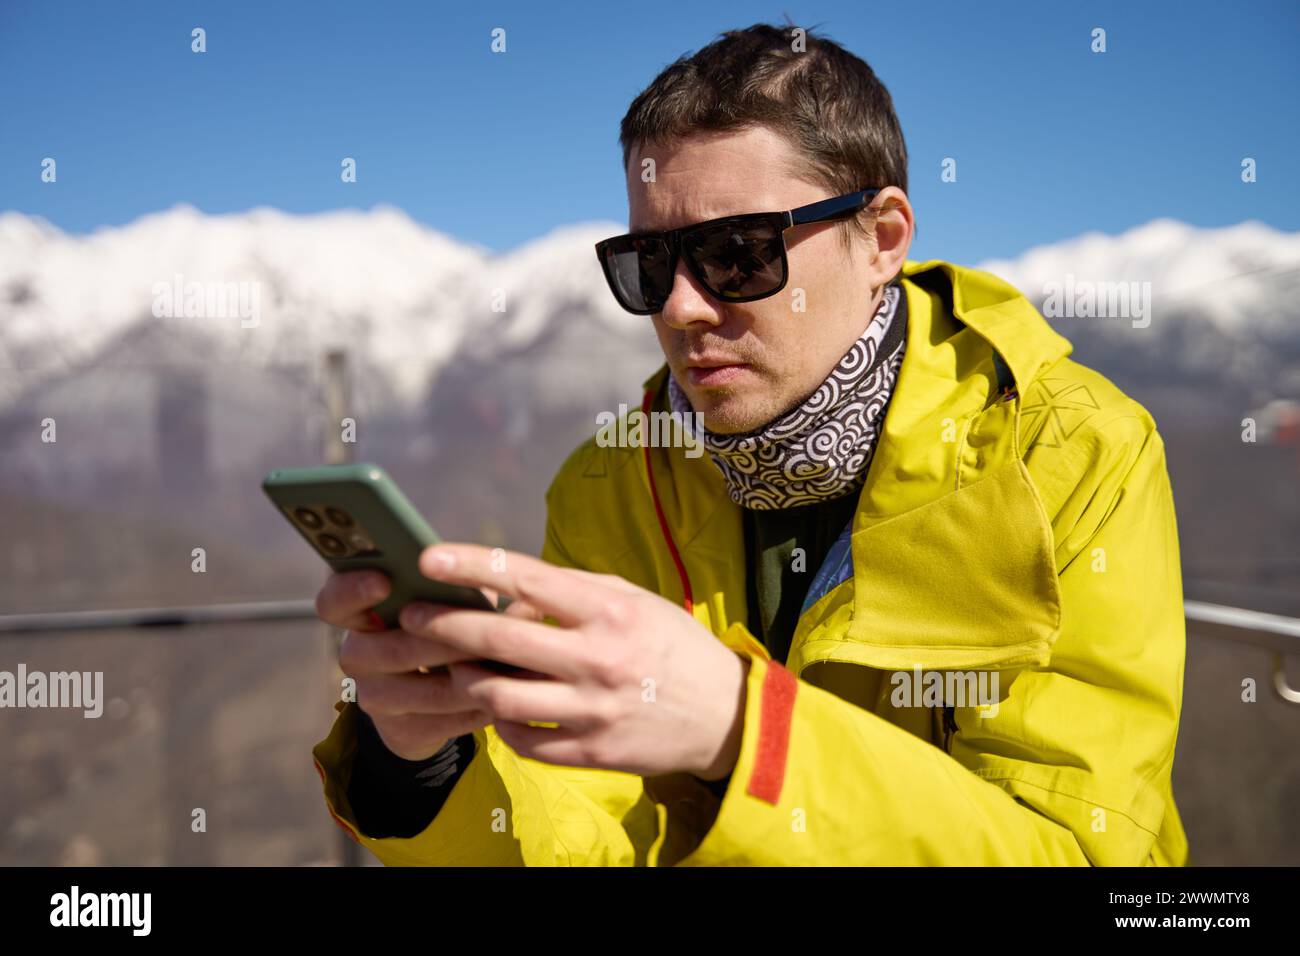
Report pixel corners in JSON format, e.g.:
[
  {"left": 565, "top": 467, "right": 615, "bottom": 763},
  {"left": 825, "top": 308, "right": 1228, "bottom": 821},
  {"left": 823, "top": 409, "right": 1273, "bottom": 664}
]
[{"left": 397, "top": 544, "right": 748, "bottom": 781}]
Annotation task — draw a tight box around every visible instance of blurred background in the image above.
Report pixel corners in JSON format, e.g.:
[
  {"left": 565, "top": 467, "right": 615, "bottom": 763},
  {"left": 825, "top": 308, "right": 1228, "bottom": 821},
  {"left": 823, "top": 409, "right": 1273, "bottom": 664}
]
[{"left": 0, "top": 0, "right": 1297, "bottom": 865}]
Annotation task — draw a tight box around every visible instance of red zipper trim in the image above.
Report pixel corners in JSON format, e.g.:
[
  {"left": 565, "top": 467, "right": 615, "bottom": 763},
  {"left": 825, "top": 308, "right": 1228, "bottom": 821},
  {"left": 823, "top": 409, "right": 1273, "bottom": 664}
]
[
  {"left": 641, "top": 387, "right": 694, "bottom": 615},
  {"left": 641, "top": 387, "right": 797, "bottom": 803},
  {"left": 313, "top": 757, "right": 361, "bottom": 843}
]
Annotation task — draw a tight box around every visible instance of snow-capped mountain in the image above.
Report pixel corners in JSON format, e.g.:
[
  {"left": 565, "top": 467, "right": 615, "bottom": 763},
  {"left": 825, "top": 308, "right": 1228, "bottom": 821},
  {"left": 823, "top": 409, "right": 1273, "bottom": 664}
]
[
  {"left": 2, "top": 207, "right": 1298, "bottom": 503},
  {"left": 0, "top": 205, "right": 664, "bottom": 551},
  {"left": 5, "top": 208, "right": 1297, "bottom": 420},
  {"left": 980, "top": 218, "right": 1300, "bottom": 331},
  {"left": 0, "top": 204, "right": 653, "bottom": 413},
  {"left": 977, "top": 219, "right": 1300, "bottom": 399}
]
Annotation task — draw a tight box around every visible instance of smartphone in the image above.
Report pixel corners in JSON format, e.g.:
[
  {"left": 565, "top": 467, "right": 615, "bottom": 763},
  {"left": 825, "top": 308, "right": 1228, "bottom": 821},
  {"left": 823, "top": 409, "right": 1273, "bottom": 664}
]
[{"left": 262, "top": 463, "right": 496, "bottom": 628}]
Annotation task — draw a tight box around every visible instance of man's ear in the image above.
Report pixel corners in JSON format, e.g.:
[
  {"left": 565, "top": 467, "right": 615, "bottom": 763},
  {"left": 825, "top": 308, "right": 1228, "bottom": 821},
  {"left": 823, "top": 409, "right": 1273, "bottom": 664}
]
[{"left": 865, "top": 187, "right": 913, "bottom": 286}]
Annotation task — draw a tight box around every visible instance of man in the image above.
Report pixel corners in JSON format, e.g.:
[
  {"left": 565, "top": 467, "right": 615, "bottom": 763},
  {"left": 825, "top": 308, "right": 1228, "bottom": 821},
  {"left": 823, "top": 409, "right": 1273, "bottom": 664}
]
[{"left": 311, "top": 23, "right": 1189, "bottom": 866}]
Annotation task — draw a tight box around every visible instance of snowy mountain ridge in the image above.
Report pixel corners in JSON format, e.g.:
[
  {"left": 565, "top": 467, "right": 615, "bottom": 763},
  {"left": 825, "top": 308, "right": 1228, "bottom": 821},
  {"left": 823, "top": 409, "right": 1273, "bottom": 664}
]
[{"left": 2, "top": 206, "right": 1298, "bottom": 414}]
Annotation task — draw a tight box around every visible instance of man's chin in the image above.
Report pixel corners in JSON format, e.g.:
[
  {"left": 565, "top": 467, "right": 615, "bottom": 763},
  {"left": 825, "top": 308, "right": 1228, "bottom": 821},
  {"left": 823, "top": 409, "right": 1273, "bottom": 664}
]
[
  {"left": 690, "top": 392, "right": 770, "bottom": 436},
  {"left": 674, "top": 368, "right": 783, "bottom": 434}
]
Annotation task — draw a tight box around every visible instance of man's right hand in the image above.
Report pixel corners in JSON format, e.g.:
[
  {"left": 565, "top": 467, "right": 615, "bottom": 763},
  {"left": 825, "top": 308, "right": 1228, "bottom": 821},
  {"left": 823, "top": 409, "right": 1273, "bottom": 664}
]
[{"left": 316, "top": 570, "right": 492, "bottom": 761}]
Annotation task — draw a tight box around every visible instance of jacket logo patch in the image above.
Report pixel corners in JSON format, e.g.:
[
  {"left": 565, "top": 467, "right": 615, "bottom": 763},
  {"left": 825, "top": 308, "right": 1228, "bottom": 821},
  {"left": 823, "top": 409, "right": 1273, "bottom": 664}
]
[{"left": 1020, "top": 379, "right": 1100, "bottom": 448}]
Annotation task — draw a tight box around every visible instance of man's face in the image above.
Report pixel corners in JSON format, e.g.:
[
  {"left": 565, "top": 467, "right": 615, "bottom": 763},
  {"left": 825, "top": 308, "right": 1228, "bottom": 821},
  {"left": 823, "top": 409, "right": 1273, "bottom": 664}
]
[{"left": 626, "top": 126, "right": 908, "bottom": 434}]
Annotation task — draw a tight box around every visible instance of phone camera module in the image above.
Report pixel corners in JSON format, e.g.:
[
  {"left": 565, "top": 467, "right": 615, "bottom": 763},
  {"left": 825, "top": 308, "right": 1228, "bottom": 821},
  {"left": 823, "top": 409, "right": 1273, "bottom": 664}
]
[
  {"left": 324, "top": 507, "right": 354, "bottom": 528},
  {"left": 317, "top": 533, "right": 346, "bottom": 556},
  {"left": 294, "top": 507, "right": 324, "bottom": 530},
  {"left": 346, "top": 532, "right": 376, "bottom": 553}
]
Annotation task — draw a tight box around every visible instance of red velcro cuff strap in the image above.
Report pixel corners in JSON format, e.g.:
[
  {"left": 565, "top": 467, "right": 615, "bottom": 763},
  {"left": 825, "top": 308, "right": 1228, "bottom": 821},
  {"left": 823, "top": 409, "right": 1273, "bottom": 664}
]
[{"left": 746, "top": 662, "right": 797, "bottom": 805}]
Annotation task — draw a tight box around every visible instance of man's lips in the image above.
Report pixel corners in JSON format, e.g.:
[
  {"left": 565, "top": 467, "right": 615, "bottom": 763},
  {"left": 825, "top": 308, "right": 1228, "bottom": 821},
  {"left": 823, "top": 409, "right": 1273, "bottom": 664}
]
[{"left": 684, "top": 359, "right": 750, "bottom": 387}]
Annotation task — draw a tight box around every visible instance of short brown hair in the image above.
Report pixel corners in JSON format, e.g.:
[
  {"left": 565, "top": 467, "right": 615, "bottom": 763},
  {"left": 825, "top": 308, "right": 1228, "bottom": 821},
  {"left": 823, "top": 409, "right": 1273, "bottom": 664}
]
[{"left": 619, "top": 22, "right": 909, "bottom": 252}]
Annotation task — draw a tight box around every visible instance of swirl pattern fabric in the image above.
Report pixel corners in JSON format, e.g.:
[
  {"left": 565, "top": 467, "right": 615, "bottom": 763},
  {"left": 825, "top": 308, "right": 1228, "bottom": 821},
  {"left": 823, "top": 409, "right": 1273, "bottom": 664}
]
[{"left": 668, "top": 283, "right": 907, "bottom": 510}]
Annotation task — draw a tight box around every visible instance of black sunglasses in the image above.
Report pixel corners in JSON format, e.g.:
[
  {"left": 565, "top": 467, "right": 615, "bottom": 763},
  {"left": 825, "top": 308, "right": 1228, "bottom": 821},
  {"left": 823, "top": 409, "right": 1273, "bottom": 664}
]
[{"left": 594, "top": 188, "right": 883, "bottom": 315}]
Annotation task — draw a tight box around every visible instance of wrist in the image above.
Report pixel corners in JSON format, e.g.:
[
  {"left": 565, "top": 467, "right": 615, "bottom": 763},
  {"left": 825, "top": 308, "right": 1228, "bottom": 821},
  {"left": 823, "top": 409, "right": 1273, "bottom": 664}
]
[{"left": 693, "top": 653, "right": 749, "bottom": 781}]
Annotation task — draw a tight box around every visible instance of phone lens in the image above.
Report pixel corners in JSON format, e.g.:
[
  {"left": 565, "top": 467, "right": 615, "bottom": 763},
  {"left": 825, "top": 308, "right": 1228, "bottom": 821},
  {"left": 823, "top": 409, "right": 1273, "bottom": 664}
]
[
  {"left": 294, "top": 507, "right": 324, "bottom": 529},
  {"left": 324, "top": 507, "right": 353, "bottom": 528},
  {"left": 317, "top": 533, "right": 346, "bottom": 556}
]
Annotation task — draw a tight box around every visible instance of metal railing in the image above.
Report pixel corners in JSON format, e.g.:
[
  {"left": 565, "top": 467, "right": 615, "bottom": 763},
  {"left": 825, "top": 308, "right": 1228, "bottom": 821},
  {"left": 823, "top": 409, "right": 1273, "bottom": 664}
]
[
  {"left": 1185, "top": 601, "right": 1300, "bottom": 703},
  {"left": 4, "top": 599, "right": 1296, "bottom": 693},
  {"left": 0, "top": 600, "right": 317, "bottom": 633}
]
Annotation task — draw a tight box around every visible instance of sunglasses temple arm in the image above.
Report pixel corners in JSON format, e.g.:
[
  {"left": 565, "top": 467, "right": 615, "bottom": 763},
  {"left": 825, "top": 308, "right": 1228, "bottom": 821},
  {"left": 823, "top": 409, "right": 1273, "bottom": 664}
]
[{"left": 788, "top": 188, "right": 880, "bottom": 227}]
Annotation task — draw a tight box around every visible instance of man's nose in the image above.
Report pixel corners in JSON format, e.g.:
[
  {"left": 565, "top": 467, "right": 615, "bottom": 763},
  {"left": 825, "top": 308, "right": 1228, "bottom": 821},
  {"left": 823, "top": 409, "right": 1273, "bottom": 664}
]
[{"left": 658, "top": 257, "right": 724, "bottom": 331}]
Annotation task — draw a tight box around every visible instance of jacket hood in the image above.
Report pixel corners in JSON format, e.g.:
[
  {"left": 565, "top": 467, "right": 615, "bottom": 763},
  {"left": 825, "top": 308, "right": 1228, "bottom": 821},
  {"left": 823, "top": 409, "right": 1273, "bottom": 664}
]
[{"left": 899, "top": 258, "right": 1072, "bottom": 395}]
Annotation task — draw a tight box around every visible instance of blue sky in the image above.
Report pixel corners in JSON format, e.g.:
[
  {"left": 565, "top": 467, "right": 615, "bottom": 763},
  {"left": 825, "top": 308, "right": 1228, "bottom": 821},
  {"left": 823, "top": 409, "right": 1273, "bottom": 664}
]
[{"left": 1, "top": 0, "right": 1296, "bottom": 265}]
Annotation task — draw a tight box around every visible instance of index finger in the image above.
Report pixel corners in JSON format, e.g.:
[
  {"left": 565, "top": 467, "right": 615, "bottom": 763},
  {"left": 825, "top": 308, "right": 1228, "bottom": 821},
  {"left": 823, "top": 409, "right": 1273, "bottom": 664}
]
[
  {"left": 418, "top": 544, "right": 610, "bottom": 627},
  {"left": 315, "top": 570, "right": 391, "bottom": 630}
]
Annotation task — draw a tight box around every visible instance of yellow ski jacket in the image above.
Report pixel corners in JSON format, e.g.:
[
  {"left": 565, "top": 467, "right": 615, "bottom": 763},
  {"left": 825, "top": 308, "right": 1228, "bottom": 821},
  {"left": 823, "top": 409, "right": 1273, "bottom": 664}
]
[{"left": 312, "top": 259, "right": 1190, "bottom": 866}]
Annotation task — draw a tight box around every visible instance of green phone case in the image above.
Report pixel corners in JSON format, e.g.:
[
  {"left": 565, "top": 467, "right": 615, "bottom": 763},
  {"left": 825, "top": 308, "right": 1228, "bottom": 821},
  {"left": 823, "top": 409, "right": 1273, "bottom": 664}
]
[{"left": 262, "top": 462, "right": 495, "bottom": 628}]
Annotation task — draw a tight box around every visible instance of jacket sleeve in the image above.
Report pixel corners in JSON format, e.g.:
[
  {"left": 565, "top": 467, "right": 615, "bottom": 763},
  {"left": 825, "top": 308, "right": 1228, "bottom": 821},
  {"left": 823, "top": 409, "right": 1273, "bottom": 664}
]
[
  {"left": 309, "top": 515, "right": 663, "bottom": 866},
  {"left": 653, "top": 418, "right": 1186, "bottom": 866},
  {"left": 345, "top": 709, "right": 475, "bottom": 838}
]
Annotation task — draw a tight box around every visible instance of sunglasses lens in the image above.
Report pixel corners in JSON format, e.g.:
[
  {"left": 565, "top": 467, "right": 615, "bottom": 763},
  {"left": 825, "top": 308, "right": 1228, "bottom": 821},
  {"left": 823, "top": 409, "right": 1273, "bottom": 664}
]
[
  {"left": 685, "top": 219, "right": 785, "bottom": 301},
  {"left": 601, "top": 236, "right": 674, "bottom": 313}
]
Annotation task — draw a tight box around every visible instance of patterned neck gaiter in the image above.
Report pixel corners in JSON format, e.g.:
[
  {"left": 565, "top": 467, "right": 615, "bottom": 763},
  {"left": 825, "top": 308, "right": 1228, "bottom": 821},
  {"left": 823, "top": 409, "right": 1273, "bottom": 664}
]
[{"left": 667, "top": 282, "right": 907, "bottom": 510}]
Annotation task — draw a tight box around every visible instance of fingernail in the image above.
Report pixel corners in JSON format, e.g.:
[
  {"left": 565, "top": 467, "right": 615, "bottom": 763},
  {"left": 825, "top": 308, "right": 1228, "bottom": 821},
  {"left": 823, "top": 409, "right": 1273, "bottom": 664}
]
[
  {"left": 427, "top": 548, "right": 456, "bottom": 573},
  {"left": 406, "top": 605, "right": 431, "bottom": 630}
]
